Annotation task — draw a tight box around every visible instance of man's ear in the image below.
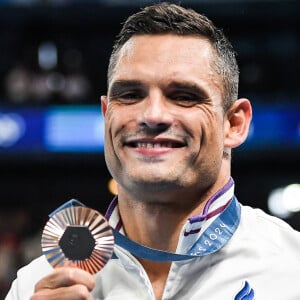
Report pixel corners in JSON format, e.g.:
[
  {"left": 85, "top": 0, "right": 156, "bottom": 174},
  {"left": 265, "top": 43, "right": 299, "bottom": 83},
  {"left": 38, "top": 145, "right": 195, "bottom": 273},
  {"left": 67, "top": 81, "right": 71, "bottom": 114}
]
[
  {"left": 224, "top": 98, "right": 252, "bottom": 149},
  {"left": 101, "top": 95, "right": 108, "bottom": 116}
]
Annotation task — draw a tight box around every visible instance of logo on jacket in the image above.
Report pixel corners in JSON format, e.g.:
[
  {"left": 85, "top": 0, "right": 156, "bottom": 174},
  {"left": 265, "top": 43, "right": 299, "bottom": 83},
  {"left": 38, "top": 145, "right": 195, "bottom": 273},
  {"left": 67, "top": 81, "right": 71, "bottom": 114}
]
[{"left": 234, "top": 281, "right": 255, "bottom": 300}]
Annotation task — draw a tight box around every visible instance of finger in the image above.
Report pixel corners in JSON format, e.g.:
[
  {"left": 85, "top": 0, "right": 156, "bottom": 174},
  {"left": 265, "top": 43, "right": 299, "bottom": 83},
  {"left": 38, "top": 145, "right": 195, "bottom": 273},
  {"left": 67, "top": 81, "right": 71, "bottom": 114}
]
[
  {"left": 30, "top": 284, "right": 93, "bottom": 300},
  {"left": 34, "top": 267, "right": 95, "bottom": 292}
]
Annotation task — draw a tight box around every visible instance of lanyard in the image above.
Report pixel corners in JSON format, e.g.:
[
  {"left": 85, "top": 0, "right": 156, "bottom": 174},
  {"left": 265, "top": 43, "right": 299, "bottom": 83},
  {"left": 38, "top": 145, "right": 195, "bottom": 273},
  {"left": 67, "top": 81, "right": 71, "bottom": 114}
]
[
  {"left": 49, "top": 196, "right": 241, "bottom": 262},
  {"left": 113, "top": 197, "right": 241, "bottom": 262}
]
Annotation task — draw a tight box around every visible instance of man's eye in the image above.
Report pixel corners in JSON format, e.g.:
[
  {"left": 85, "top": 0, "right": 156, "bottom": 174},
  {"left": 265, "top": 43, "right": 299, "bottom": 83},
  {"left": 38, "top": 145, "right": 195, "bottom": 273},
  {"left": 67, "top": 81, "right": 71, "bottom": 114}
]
[
  {"left": 170, "top": 93, "right": 201, "bottom": 105},
  {"left": 173, "top": 94, "right": 196, "bottom": 101},
  {"left": 110, "top": 91, "right": 144, "bottom": 103},
  {"left": 120, "top": 92, "right": 142, "bottom": 99}
]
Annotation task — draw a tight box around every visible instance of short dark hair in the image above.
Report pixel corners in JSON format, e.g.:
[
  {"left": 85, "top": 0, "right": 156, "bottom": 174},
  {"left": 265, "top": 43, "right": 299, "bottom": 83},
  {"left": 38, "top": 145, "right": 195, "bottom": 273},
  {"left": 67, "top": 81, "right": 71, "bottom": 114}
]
[{"left": 107, "top": 2, "right": 239, "bottom": 110}]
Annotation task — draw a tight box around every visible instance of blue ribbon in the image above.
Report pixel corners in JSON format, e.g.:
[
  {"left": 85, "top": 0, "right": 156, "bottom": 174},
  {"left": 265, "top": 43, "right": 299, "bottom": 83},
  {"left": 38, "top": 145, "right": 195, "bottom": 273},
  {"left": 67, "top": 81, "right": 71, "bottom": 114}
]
[
  {"left": 50, "top": 197, "right": 241, "bottom": 262},
  {"left": 49, "top": 199, "right": 85, "bottom": 218},
  {"left": 113, "top": 197, "right": 241, "bottom": 261}
]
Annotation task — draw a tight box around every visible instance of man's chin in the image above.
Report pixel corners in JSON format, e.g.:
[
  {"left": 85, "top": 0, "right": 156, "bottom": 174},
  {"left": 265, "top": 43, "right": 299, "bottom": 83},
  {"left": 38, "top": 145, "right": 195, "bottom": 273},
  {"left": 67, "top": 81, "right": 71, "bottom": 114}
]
[{"left": 127, "top": 175, "right": 182, "bottom": 192}]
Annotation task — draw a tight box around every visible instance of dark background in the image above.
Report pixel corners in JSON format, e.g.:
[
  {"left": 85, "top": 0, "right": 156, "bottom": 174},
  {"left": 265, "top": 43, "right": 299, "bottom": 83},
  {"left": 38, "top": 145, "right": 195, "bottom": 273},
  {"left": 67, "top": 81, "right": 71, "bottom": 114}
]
[{"left": 0, "top": 0, "right": 300, "bottom": 297}]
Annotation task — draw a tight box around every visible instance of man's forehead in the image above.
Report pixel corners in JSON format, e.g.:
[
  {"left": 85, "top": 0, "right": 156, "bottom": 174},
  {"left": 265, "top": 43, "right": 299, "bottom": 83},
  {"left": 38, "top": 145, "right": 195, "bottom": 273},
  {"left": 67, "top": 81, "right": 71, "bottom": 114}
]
[
  {"left": 119, "top": 34, "right": 213, "bottom": 54},
  {"left": 110, "top": 34, "right": 223, "bottom": 95},
  {"left": 113, "top": 34, "right": 216, "bottom": 74}
]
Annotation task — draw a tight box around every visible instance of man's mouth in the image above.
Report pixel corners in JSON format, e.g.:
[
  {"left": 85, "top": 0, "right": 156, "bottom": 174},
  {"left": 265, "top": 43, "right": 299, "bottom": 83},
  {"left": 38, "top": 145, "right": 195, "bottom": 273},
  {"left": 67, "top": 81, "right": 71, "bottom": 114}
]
[
  {"left": 129, "top": 141, "right": 183, "bottom": 148},
  {"left": 125, "top": 140, "right": 185, "bottom": 149}
]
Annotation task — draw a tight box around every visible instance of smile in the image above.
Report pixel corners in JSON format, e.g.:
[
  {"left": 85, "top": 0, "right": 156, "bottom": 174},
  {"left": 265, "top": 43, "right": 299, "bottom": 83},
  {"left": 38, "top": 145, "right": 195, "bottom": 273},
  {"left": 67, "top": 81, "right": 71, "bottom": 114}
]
[
  {"left": 131, "top": 141, "right": 183, "bottom": 148},
  {"left": 125, "top": 138, "right": 186, "bottom": 149}
]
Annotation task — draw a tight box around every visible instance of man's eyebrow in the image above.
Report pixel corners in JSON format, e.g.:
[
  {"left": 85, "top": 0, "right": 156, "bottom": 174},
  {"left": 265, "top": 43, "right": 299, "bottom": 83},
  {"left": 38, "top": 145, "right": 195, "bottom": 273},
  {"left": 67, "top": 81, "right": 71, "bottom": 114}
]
[
  {"left": 109, "top": 80, "right": 144, "bottom": 95},
  {"left": 167, "top": 81, "right": 208, "bottom": 96}
]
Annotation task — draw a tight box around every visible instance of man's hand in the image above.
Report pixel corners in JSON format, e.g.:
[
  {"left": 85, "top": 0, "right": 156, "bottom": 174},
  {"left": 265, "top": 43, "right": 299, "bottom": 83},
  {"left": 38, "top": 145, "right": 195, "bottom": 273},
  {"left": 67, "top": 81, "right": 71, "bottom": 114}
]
[{"left": 30, "top": 267, "right": 95, "bottom": 300}]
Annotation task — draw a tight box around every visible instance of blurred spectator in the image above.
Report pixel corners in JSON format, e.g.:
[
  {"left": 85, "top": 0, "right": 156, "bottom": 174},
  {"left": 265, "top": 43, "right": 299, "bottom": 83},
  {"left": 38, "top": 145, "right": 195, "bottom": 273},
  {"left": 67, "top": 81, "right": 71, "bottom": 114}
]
[{"left": 0, "top": 210, "right": 41, "bottom": 298}]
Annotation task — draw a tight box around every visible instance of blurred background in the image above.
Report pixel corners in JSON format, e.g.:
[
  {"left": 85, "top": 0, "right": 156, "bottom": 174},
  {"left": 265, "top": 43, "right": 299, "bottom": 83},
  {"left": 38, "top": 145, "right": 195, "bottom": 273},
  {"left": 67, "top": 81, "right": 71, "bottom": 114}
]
[{"left": 0, "top": 0, "right": 300, "bottom": 297}]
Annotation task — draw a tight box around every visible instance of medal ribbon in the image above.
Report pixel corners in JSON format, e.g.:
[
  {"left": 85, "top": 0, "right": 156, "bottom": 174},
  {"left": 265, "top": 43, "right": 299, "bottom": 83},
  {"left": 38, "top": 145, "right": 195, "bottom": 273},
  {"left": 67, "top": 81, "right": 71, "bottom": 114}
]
[
  {"left": 51, "top": 196, "right": 240, "bottom": 262},
  {"left": 113, "top": 196, "right": 240, "bottom": 261}
]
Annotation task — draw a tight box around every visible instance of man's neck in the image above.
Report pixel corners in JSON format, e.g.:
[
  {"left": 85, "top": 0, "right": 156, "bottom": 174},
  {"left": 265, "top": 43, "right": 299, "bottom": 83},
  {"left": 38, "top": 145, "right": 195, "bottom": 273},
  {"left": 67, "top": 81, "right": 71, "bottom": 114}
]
[{"left": 117, "top": 189, "right": 208, "bottom": 252}]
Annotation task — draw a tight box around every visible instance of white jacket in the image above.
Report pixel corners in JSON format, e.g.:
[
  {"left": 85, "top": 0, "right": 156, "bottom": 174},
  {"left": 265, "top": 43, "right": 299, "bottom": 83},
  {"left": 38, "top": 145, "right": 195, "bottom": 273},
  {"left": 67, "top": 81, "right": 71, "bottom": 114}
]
[{"left": 6, "top": 180, "right": 300, "bottom": 299}]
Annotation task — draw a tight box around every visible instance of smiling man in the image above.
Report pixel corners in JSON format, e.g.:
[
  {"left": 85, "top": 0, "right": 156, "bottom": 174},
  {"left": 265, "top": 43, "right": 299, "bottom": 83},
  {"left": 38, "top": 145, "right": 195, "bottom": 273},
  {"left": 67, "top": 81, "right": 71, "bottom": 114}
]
[
  {"left": 103, "top": 35, "right": 228, "bottom": 204},
  {"left": 6, "top": 3, "right": 300, "bottom": 300}
]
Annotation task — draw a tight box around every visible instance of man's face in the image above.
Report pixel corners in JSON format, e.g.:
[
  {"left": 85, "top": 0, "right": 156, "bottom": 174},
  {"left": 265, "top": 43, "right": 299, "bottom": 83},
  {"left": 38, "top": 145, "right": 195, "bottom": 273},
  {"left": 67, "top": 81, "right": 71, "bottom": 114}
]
[{"left": 102, "top": 34, "right": 228, "bottom": 200}]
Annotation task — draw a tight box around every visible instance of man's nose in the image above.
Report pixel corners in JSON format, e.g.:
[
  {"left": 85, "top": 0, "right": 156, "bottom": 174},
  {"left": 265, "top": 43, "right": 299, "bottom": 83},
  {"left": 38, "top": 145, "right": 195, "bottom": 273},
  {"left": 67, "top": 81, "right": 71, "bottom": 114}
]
[{"left": 138, "top": 93, "right": 173, "bottom": 130}]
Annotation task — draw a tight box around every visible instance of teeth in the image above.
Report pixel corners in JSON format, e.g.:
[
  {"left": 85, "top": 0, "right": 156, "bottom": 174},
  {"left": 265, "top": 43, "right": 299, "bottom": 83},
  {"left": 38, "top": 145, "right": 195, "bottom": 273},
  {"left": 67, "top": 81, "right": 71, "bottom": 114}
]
[{"left": 136, "top": 142, "right": 173, "bottom": 148}]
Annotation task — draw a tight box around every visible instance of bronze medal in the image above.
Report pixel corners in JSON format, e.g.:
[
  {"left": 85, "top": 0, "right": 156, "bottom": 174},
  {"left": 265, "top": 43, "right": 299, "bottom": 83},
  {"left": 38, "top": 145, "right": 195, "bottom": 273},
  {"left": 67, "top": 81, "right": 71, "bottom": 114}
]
[{"left": 41, "top": 205, "right": 114, "bottom": 274}]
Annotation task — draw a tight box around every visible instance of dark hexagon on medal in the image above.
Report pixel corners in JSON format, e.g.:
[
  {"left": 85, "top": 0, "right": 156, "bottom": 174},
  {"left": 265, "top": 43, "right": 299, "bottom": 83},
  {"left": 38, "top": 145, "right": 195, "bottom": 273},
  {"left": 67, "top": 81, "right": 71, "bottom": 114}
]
[{"left": 59, "top": 225, "right": 95, "bottom": 260}]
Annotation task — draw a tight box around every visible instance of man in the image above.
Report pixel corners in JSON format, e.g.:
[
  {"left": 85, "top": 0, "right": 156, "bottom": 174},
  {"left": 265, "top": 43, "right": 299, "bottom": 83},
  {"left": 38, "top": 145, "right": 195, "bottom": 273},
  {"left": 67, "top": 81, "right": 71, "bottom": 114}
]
[{"left": 6, "top": 3, "right": 300, "bottom": 300}]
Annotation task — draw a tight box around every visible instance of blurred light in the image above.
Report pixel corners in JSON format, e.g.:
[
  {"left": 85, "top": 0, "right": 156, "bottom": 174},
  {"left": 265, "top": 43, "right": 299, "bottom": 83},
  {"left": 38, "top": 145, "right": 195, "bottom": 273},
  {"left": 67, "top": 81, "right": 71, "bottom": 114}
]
[
  {"left": 5, "top": 67, "right": 31, "bottom": 103},
  {"left": 0, "top": 113, "right": 25, "bottom": 147},
  {"left": 31, "top": 74, "right": 50, "bottom": 101},
  {"left": 108, "top": 178, "right": 118, "bottom": 195},
  {"left": 243, "top": 105, "right": 300, "bottom": 149},
  {"left": 268, "top": 184, "right": 300, "bottom": 219},
  {"left": 282, "top": 184, "right": 300, "bottom": 212},
  {"left": 46, "top": 72, "right": 65, "bottom": 92},
  {"left": 44, "top": 107, "right": 104, "bottom": 152},
  {"left": 62, "top": 74, "right": 90, "bottom": 101},
  {"left": 38, "top": 42, "right": 57, "bottom": 70}
]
